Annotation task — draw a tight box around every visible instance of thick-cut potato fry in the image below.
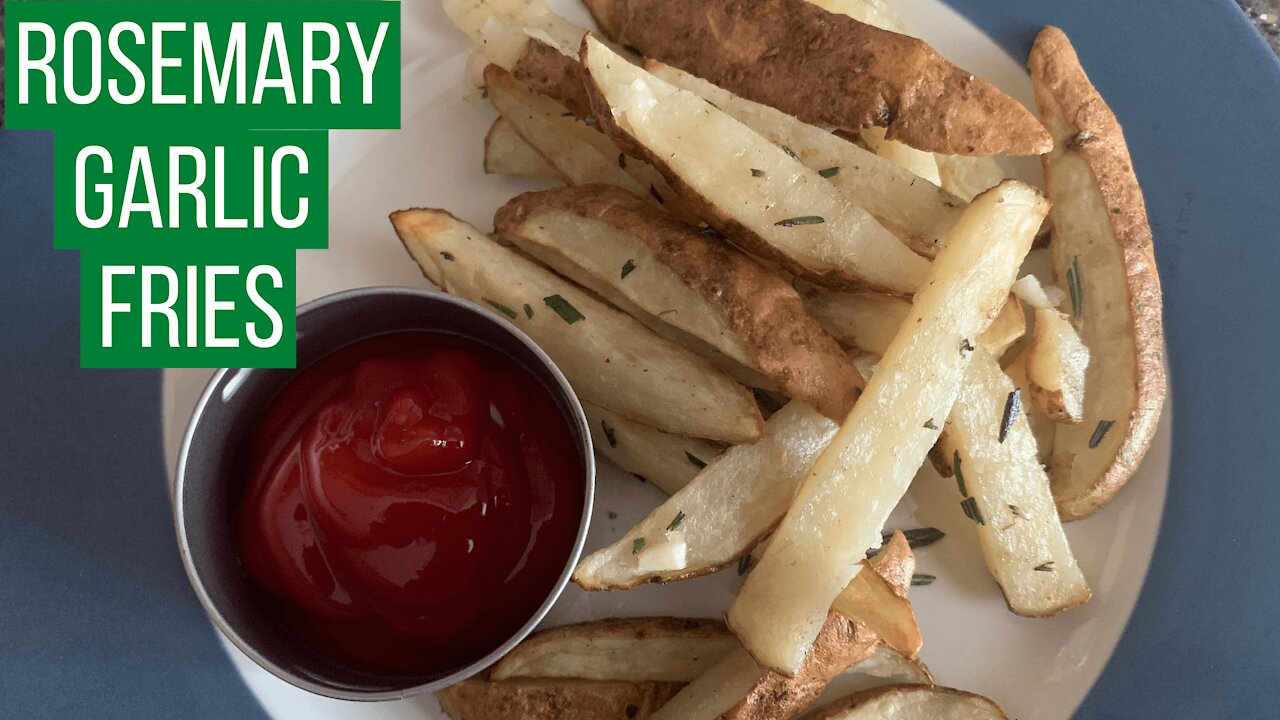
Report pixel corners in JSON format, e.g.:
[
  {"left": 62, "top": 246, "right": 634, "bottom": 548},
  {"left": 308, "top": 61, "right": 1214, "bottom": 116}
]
[
  {"left": 848, "top": 643, "right": 934, "bottom": 685},
  {"left": 584, "top": 401, "right": 723, "bottom": 495},
  {"left": 1029, "top": 27, "right": 1166, "bottom": 519},
  {"left": 483, "top": 118, "right": 559, "bottom": 179},
  {"left": 934, "top": 349, "right": 1092, "bottom": 616},
  {"left": 496, "top": 185, "right": 862, "bottom": 420},
  {"left": 727, "top": 181, "right": 1048, "bottom": 675},
  {"left": 858, "top": 127, "right": 943, "bottom": 186},
  {"left": 642, "top": 60, "right": 965, "bottom": 259},
  {"left": 808, "top": 684, "right": 1008, "bottom": 720},
  {"left": 574, "top": 402, "right": 838, "bottom": 590},
  {"left": 437, "top": 678, "right": 683, "bottom": 720},
  {"left": 581, "top": 37, "right": 931, "bottom": 295},
  {"left": 391, "top": 208, "right": 763, "bottom": 443},
  {"left": 1025, "top": 306, "right": 1091, "bottom": 423},
  {"left": 489, "top": 618, "right": 737, "bottom": 682},
  {"left": 831, "top": 532, "right": 921, "bottom": 659},
  {"left": 650, "top": 542, "right": 918, "bottom": 720},
  {"left": 936, "top": 155, "right": 1010, "bottom": 202},
  {"left": 583, "top": 0, "right": 1051, "bottom": 156},
  {"left": 800, "top": 286, "right": 1024, "bottom": 358}
]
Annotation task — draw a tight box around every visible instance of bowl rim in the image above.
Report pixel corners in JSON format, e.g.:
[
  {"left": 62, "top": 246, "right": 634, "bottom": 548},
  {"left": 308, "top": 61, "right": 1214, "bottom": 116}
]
[{"left": 172, "top": 286, "right": 596, "bottom": 701}]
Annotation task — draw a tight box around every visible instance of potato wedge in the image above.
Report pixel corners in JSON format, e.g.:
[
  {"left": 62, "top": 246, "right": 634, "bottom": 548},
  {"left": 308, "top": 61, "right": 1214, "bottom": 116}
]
[
  {"left": 437, "top": 678, "right": 683, "bottom": 720},
  {"left": 727, "top": 181, "right": 1048, "bottom": 675},
  {"left": 934, "top": 349, "right": 1092, "bottom": 617},
  {"left": 496, "top": 185, "right": 862, "bottom": 420},
  {"left": 936, "top": 154, "right": 1011, "bottom": 203},
  {"left": 583, "top": 0, "right": 1051, "bottom": 156},
  {"left": 391, "top": 208, "right": 763, "bottom": 443},
  {"left": 1029, "top": 27, "right": 1166, "bottom": 519},
  {"left": 858, "top": 126, "right": 942, "bottom": 186},
  {"left": 581, "top": 37, "right": 931, "bottom": 294},
  {"left": 648, "top": 646, "right": 765, "bottom": 720},
  {"left": 848, "top": 643, "right": 933, "bottom": 685},
  {"left": 490, "top": 618, "right": 737, "bottom": 682},
  {"left": 641, "top": 59, "right": 966, "bottom": 260},
  {"left": 800, "top": 287, "right": 1023, "bottom": 358},
  {"left": 574, "top": 402, "right": 838, "bottom": 589},
  {"left": 483, "top": 118, "right": 559, "bottom": 179},
  {"left": 831, "top": 532, "right": 921, "bottom": 659},
  {"left": 1025, "top": 306, "right": 1091, "bottom": 423},
  {"left": 584, "top": 401, "right": 723, "bottom": 495},
  {"left": 808, "top": 684, "right": 1008, "bottom": 720}
]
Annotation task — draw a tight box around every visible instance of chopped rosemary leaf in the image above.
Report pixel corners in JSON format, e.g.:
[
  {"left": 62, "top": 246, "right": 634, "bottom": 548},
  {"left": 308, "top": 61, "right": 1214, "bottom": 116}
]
[
  {"left": 775, "top": 215, "right": 825, "bottom": 227},
  {"left": 618, "top": 153, "right": 627, "bottom": 169},
  {"left": 543, "top": 294, "right": 585, "bottom": 324},
  {"left": 873, "top": 527, "right": 946, "bottom": 555},
  {"left": 523, "top": 303, "right": 534, "bottom": 319},
  {"left": 911, "top": 574, "right": 936, "bottom": 586},
  {"left": 484, "top": 298, "right": 517, "bottom": 319},
  {"left": 621, "top": 259, "right": 636, "bottom": 279},
  {"left": 633, "top": 474, "right": 648, "bottom": 483},
  {"left": 923, "top": 418, "right": 938, "bottom": 430},
  {"left": 737, "top": 555, "right": 753, "bottom": 576},
  {"left": 818, "top": 166, "right": 841, "bottom": 178},
  {"left": 953, "top": 450, "right": 968, "bottom": 497},
  {"left": 1009, "top": 504, "right": 1027, "bottom": 519},
  {"left": 753, "top": 388, "right": 783, "bottom": 416},
  {"left": 999, "top": 389, "right": 1021, "bottom": 443},
  {"left": 686, "top": 452, "right": 707, "bottom": 469},
  {"left": 961, "top": 497, "right": 985, "bottom": 526},
  {"left": 584, "top": 115, "right": 598, "bottom": 127},
  {"left": 601, "top": 421, "right": 618, "bottom": 448},
  {"left": 440, "top": 251, "right": 455, "bottom": 261},
  {"left": 959, "top": 338, "right": 975, "bottom": 354},
  {"left": 751, "top": 168, "right": 765, "bottom": 177},
  {"left": 1089, "top": 419, "right": 1116, "bottom": 449},
  {"left": 780, "top": 144, "right": 799, "bottom": 159},
  {"left": 1034, "top": 561, "right": 1056, "bottom": 572},
  {"left": 1067, "top": 255, "right": 1083, "bottom": 318},
  {"left": 607, "top": 511, "right": 618, "bottom": 520},
  {"left": 667, "top": 511, "right": 686, "bottom": 531},
  {"left": 649, "top": 184, "right": 664, "bottom": 204},
  {"left": 631, "top": 538, "right": 646, "bottom": 555}
]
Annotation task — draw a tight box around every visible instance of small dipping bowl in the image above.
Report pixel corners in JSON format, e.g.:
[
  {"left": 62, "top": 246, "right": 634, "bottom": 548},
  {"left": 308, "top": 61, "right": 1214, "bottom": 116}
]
[{"left": 174, "top": 287, "right": 595, "bottom": 700}]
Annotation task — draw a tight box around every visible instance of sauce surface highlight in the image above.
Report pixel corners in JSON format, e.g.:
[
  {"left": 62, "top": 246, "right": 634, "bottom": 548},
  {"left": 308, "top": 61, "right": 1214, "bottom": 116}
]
[{"left": 238, "top": 331, "right": 585, "bottom": 675}]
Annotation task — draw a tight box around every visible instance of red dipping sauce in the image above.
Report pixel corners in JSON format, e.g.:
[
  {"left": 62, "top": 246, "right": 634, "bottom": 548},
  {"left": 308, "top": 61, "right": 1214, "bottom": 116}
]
[{"left": 237, "top": 331, "right": 586, "bottom": 676}]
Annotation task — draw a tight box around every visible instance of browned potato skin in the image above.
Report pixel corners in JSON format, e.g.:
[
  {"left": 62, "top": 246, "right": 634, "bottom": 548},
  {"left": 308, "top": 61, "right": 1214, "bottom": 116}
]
[
  {"left": 1029, "top": 27, "right": 1166, "bottom": 519},
  {"left": 512, "top": 37, "right": 594, "bottom": 119},
  {"left": 805, "top": 684, "right": 1009, "bottom": 720},
  {"left": 582, "top": 0, "right": 1051, "bottom": 156},
  {"left": 437, "top": 677, "right": 684, "bottom": 719},
  {"left": 496, "top": 185, "right": 862, "bottom": 421}
]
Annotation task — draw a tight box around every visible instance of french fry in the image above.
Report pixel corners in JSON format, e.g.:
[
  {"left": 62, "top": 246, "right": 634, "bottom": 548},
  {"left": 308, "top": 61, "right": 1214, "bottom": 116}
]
[
  {"left": 831, "top": 532, "right": 921, "bottom": 659},
  {"left": 1025, "top": 306, "right": 1091, "bottom": 423},
  {"left": 496, "top": 185, "right": 863, "bottom": 420},
  {"left": 1030, "top": 27, "right": 1166, "bottom": 519},
  {"left": 391, "top": 208, "right": 763, "bottom": 443},
  {"left": 581, "top": 36, "right": 931, "bottom": 294},
  {"left": 857, "top": 126, "right": 943, "bottom": 186},
  {"left": 726, "top": 181, "right": 1048, "bottom": 675},
  {"left": 489, "top": 618, "right": 738, "bottom": 682},
  {"left": 934, "top": 349, "right": 1093, "bottom": 616},
  {"left": 1002, "top": 351, "right": 1056, "bottom": 466},
  {"left": 808, "top": 684, "right": 1008, "bottom": 720},
  {"left": 583, "top": 401, "right": 724, "bottom": 495},
  {"left": 483, "top": 118, "right": 559, "bottom": 179},
  {"left": 573, "top": 402, "right": 838, "bottom": 590},
  {"left": 642, "top": 60, "right": 966, "bottom": 259},
  {"left": 936, "top": 154, "right": 1011, "bottom": 202},
  {"left": 848, "top": 643, "right": 933, "bottom": 685}
]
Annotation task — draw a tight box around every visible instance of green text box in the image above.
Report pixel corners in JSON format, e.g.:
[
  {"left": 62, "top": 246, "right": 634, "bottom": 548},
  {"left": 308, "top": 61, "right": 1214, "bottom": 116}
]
[
  {"left": 6, "top": 1, "right": 400, "bottom": 129},
  {"left": 56, "top": 129, "right": 328, "bottom": 249},
  {"left": 80, "top": 246, "right": 298, "bottom": 368}
]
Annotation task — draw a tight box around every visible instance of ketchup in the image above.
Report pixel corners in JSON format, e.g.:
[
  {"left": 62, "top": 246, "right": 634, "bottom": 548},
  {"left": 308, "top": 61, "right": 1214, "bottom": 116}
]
[{"left": 237, "top": 331, "right": 585, "bottom": 675}]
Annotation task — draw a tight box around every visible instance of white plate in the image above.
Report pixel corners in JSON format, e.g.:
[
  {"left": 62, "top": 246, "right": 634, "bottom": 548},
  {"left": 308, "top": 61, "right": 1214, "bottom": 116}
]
[{"left": 162, "top": 1, "right": 1172, "bottom": 716}]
